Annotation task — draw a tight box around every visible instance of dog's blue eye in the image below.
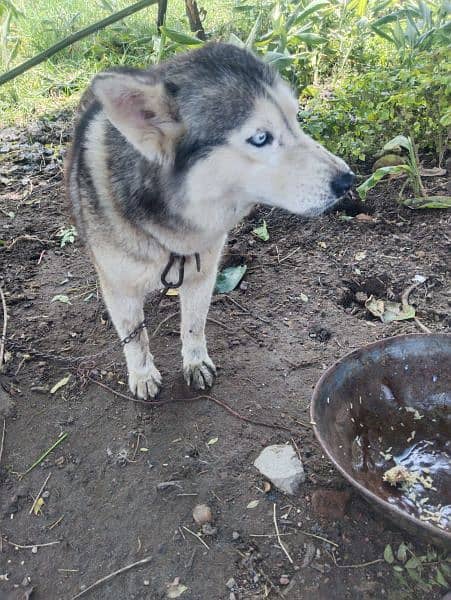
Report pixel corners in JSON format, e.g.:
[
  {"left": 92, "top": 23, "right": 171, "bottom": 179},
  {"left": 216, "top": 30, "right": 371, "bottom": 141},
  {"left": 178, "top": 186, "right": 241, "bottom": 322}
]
[{"left": 247, "top": 131, "right": 273, "bottom": 147}]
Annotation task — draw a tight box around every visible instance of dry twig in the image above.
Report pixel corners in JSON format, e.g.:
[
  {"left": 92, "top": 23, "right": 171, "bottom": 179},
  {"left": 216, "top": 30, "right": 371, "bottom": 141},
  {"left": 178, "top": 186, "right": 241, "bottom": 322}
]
[
  {"left": 414, "top": 317, "right": 432, "bottom": 334},
  {"left": 273, "top": 504, "right": 293, "bottom": 564},
  {"left": 0, "top": 419, "right": 5, "bottom": 465},
  {"left": 69, "top": 555, "right": 153, "bottom": 600},
  {"left": 298, "top": 529, "right": 338, "bottom": 548},
  {"left": 88, "top": 377, "right": 295, "bottom": 434},
  {"left": 29, "top": 473, "right": 52, "bottom": 515},
  {"left": 181, "top": 526, "right": 210, "bottom": 550},
  {"left": 0, "top": 284, "right": 7, "bottom": 371},
  {"left": 2, "top": 537, "right": 60, "bottom": 549}
]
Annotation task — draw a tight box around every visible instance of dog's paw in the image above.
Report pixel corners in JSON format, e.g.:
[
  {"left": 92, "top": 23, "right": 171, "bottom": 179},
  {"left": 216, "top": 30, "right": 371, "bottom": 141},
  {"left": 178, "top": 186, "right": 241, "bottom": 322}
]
[
  {"left": 128, "top": 364, "right": 162, "bottom": 399},
  {"left": 184, "top": 357, "right": 216, "bottom": 390}
]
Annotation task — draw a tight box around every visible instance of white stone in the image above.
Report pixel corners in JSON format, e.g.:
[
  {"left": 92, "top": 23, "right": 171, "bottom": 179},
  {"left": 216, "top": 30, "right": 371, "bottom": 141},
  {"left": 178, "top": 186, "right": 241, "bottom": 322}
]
[{"left": 254, "top": 444, "right": 305, "bottom": 495}]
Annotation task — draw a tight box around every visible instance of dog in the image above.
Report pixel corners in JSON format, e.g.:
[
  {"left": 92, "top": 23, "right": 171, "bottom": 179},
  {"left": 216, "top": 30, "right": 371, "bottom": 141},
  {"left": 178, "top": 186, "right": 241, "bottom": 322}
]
[{"left": 66, "top": 42, "right": 354, "bottom": 400}]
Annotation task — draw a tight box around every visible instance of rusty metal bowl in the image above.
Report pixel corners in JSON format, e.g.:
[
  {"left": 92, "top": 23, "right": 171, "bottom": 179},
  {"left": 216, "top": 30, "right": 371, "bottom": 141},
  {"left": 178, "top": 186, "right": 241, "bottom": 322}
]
[{"left": 311, "top": 334, "right": 451, "bottom": 548}]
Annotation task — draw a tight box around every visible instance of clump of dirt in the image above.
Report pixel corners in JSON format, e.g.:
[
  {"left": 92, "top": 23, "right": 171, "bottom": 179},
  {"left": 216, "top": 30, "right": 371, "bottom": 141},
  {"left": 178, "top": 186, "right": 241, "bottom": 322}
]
[{"left": 0, "top": 115, "right": 449, "bottom": 599}]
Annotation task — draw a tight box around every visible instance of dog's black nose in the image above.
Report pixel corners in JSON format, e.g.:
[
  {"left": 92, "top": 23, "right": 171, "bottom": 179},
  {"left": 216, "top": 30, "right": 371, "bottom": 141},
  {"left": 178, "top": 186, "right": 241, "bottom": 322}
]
[{"left": 331, "top": 171, "right": 355, "bottom": 197}]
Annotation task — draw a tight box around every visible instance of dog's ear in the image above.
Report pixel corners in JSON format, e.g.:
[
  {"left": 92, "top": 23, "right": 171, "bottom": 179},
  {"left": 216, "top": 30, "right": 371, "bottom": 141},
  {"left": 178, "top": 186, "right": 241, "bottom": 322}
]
[{"left": 91, "top": 71, "right": 184, "bottom": 161}]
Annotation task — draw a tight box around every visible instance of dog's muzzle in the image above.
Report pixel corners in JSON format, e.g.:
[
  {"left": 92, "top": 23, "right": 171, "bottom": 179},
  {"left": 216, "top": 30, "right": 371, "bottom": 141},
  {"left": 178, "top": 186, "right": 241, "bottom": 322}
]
[{"left": 331, "top": 171, "right": 355, "bottom": 198}]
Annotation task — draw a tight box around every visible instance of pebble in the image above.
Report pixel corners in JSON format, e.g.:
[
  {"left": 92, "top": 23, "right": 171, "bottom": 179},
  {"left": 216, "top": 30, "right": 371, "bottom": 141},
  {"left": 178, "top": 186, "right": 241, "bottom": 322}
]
[
  {"left": 232, "top": 531, "right": 240, "bottom": 541},
  {"left": 193, "top": 504, "right": 212, "bottom": 526},
  {"left": 254, "top": 444, "right": 305, "bottom": 495}
]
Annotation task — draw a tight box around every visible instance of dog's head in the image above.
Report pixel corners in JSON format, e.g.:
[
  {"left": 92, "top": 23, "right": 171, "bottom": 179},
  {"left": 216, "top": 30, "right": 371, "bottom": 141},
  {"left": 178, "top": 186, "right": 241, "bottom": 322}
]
[{"left": 91, "top": 43, "right": 353, "bottom": 219}]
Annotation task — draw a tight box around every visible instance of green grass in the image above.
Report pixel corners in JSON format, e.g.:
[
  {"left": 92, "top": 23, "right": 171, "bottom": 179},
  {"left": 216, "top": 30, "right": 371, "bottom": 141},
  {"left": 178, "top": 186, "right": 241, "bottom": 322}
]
[{"left": 0, "top": 0, "right": 239, "bottom": 125}]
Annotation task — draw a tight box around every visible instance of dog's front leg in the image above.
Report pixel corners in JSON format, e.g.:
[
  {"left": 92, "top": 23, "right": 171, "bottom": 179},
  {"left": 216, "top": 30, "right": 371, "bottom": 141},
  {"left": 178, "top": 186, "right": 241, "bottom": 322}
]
[
  {"left": 98, "top": 275, "right": 162, "bottom": 399},
  {"left": 179, "top": 243, "right": 224, "bottom": 390}
]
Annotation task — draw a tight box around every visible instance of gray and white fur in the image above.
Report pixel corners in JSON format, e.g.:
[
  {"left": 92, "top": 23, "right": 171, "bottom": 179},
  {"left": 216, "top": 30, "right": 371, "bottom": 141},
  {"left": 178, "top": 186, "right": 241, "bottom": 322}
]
[{"left": 66, "top": 42, "right": 354, "bottom": 399}]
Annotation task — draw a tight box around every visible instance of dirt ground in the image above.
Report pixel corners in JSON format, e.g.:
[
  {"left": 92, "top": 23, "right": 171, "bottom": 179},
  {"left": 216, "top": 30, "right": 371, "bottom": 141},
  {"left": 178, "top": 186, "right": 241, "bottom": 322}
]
[{"left": 0, "top": 114, "right": 450, "bottom": 600}]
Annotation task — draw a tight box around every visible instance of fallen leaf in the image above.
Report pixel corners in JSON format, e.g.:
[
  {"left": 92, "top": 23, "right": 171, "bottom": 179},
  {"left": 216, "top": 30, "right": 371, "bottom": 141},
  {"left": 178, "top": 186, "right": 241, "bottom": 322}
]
[
  {"left": 300, "top": 293, "right": 308, "bottom": 303},
  {"left": 207, "top": 437, "right": 218, "bottom": 445},
  {"left": 365, "top": 296, "right": 415, "bottom": 323},
  {"left": 354, "top": 251, "right": 366, "bottom": 261},
  {"left": 167, "top": 578, "right": 188, "bottom": 598},
  {"left": 247, "top": 500, "right": 259, "bottom": 509},
  {"left": 252, "top": 220, "right": 269, "bottom": 242},
  {"left": 33, "top": 497, "right": 44, "bottom": 516},
  {"left": 50, "top": 374, "right": 71, "bottom": 394},
  {"left": 215, "top": 265, "right": 247, "bottom": 294},
  {"left": 50, "top": 294, "right": 71, "bottom": 305}
]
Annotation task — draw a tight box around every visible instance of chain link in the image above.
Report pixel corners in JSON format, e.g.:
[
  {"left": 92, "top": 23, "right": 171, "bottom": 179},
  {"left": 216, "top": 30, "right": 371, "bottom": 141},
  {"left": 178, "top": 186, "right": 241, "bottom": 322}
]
[{"left": 1, "top": 252, "right": 199, "bottom": 366}]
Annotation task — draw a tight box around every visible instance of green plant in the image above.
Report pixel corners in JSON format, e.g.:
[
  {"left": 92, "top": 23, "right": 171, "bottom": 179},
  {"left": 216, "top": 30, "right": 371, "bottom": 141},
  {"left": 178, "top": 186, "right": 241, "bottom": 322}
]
[
  {"left": 357, "top": 134, "right": 451, "bottom": 208},
  {"left": 57, "top": 225, "right": 77, "bottom": 247},
  {"left": 383, "top": 543, "right": 450, "bottom": 593},
  {"left": 371, "top": 0, "right": 451, "bottom": 66},
  {"left": 0, "top": 0, "right": 22, "bottom": 69}
]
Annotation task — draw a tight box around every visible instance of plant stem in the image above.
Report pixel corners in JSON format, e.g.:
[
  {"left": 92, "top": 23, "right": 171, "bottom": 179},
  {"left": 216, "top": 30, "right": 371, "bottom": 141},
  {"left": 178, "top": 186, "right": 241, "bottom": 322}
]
[{"left": 0, "top": 0, "right": 159, "bottom": 86}]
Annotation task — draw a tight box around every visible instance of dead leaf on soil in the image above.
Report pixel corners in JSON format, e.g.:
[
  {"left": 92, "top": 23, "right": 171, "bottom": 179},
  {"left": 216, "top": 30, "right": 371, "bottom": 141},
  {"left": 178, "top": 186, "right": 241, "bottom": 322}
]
[
  {"left": 247, "top": 500, "right": 259, "bottom": 509},
  {"left": 365, "top": 296, "right": 415, "bottom": 323},
  {"left": 167, "top": 578, "right": 188, "bottom": 598},
  {"left": 207, "top": 437, "right": 218, "bottom": 445},
  {"left": 50, "top": 374, "right": 70, "bottom": 394},
  {"left": 33, "top": 496, "right": 44, "bottom": 516}
]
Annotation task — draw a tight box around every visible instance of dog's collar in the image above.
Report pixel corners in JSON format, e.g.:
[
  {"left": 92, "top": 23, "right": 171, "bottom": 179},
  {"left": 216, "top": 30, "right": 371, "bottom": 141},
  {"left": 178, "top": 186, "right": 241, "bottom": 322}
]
[{"left": 160, "top": 252, "right": 201, "bottom": 288}]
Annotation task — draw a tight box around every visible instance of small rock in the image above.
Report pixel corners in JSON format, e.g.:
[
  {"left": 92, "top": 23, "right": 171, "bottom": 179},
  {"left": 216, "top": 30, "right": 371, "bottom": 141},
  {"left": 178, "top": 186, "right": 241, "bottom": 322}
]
[
  {"left": 279, "top": 575, "right": 290, "bottom": 585},
  {"left": 226, "top": 577, "right": 236, "bottom": 590},
  {"left": 193, "top": 504, "right": 212, "bottom": 526},
  {"left": 144, "top": 580, "right": 150, "bottom": 586},
  {"left": 232, "top": 531, "right": 240, "bottom": 540},
  {"left": 311, "top": 489, "right": 351, "bottom": 520},
  {"left": 254, "top": 444, "right": 305, "bottom": 495}
]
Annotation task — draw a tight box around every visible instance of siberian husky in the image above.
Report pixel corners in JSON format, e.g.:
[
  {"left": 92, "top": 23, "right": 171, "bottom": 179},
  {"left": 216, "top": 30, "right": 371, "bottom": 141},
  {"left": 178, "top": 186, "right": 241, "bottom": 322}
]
[{"left": 66, "top": 43, "right": 354, "bottom": 399}]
